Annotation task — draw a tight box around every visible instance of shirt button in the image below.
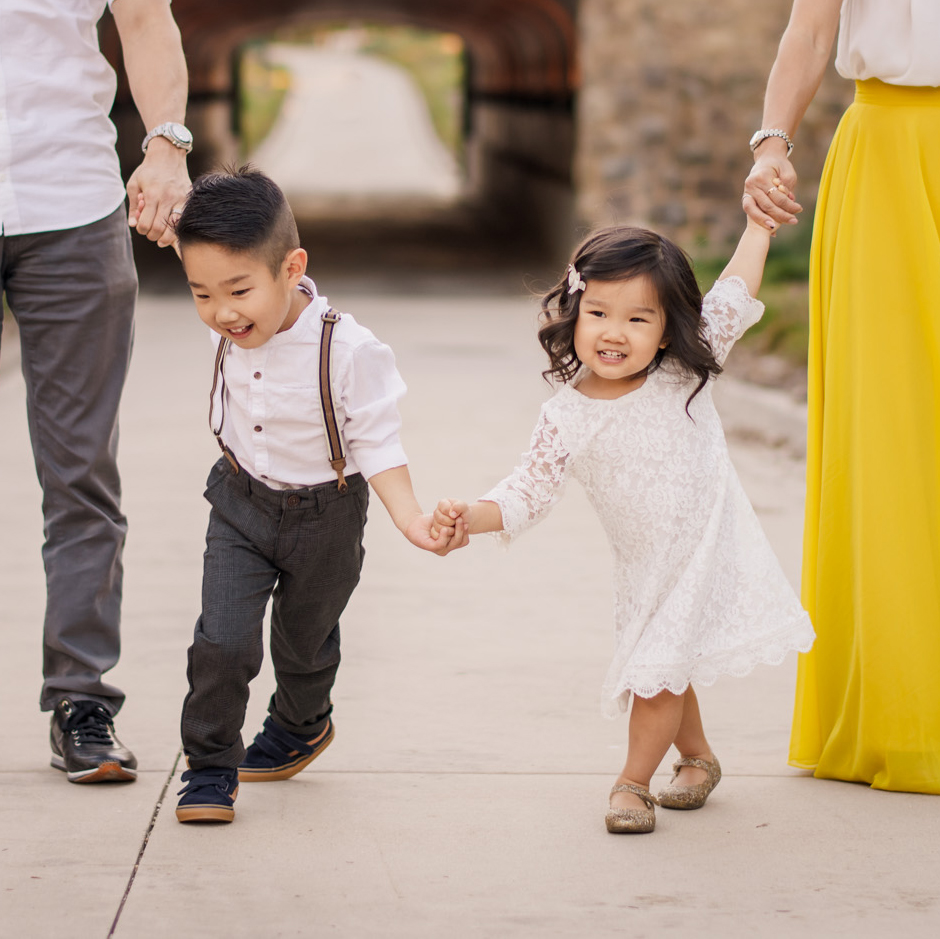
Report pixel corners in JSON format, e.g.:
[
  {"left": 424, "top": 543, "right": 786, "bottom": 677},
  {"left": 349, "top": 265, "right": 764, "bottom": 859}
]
[
  {"left": 287, "top": 495, "right": 301, "bottom": 507},
  {"left": 253, "top": 372, "right": 261, "bottom": 379},
  {"left": 253, "top": 425, "right": 262, "bottom": 432}
]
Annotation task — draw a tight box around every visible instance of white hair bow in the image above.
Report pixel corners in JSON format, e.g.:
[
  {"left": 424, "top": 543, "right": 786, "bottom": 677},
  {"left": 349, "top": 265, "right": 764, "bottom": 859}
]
[{"left": 567, "top": 264, "right": 586, "bottom": 294}]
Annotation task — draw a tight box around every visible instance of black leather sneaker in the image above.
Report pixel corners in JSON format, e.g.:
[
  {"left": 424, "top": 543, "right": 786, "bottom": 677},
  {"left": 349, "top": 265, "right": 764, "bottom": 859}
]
[{"left": 50, "top": 698, "right": 138, "bottom": 783}]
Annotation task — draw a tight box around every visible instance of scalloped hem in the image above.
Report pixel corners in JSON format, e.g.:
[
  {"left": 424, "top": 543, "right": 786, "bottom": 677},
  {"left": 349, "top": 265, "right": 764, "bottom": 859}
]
[{"left": 601, "top": 624, "right": 815, "bottom": 717}]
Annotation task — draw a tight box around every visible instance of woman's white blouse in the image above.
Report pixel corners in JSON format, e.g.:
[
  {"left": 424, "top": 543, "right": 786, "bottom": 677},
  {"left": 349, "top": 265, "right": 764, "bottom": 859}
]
[{"left": 836, "top": 0, "right": 940, "bottom": 86}]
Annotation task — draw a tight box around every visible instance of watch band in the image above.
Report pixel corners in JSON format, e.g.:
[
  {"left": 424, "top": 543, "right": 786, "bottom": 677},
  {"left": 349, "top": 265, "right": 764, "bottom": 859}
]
[
  {"left": 749, "top": 128, "right": 793, "bottom": 158},
  {"left": 141, "top": 122, "right": 193, "bottom": 154}
]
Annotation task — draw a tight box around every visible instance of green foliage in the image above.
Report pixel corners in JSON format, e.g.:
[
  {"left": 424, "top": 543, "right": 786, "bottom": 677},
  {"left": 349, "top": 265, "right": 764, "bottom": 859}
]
[
  {"left": 238, "top": 45, "right": 291, "bottom": 157},
  {"left": 692, "top": 216, "right": 814, "bottom": 365}
]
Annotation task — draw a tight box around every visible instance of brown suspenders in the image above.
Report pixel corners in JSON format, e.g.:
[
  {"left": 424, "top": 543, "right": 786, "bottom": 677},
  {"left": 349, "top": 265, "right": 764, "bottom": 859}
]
[
  {"left": 209, "top": 337, "right": 239, "bottom": 473},
  {"left": 208, "top": 309, "right": 349, "bottom": 492},
  {"left": 317, "top": 310, "right": 348, "bottom": 492}
]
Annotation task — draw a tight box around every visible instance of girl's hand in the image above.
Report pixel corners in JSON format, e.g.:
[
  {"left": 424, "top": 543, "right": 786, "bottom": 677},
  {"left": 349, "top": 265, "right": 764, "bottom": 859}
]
[
  {"left": 431, "top": 499, "right": 470, "bottom": 539},
  {"left": 405, "top": 512, "right": 469, "bottom": 556},
  {"left": 743, "top": 154, "right": 802, "bottom": 230}
]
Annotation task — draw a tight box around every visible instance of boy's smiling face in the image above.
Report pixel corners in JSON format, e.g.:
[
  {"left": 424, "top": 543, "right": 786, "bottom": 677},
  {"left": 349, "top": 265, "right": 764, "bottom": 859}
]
[{"left": 183, "top": 242, "right": 309, "bottom": 349}]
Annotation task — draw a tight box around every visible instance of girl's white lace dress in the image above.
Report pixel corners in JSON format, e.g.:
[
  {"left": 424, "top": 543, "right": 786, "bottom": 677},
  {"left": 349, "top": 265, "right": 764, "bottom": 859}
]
[{"left": 483, "top": 277, "right": 815, "bottom": 715}]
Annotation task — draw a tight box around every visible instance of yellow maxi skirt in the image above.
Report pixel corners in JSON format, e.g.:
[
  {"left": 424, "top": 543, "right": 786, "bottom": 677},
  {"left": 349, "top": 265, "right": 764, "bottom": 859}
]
[{"left": 791, "top": 79, "right": 940, "bottom": 793}]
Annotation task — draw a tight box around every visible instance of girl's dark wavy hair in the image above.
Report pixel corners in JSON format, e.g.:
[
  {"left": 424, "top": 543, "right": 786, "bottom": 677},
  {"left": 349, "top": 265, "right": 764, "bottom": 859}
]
[{"left": 538, "top": 226, "right": 721, "bottom": 414}]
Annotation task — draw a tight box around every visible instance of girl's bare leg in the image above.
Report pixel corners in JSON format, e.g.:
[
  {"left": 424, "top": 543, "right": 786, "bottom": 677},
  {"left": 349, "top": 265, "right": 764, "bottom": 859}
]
[
  {"left": 670, "top": 685, "right": 715, "bottom": 787},
  {"left": 611, "top": 686, "right": 714, "bottom": 809},
  {"left": 610, "top": 690, "right": 684, "bottom": 811}
]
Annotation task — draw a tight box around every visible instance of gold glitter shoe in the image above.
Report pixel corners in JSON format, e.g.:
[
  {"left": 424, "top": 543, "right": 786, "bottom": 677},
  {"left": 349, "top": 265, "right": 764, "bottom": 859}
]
[
  {"left": 657, "top": 755, "right": 721, "bottom": 810},
  {"left": 605, "top": 783, "right": 658, "bottom": 833}
]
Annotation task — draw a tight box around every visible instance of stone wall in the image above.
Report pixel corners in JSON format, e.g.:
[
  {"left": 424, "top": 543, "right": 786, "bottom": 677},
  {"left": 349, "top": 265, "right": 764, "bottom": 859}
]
[{"left": 575, "top": 0, "right": 853, "bottom": 251}]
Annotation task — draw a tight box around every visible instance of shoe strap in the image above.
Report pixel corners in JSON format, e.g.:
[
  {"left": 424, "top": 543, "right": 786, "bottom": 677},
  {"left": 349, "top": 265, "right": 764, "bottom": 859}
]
[
  {"left": 252, "top": 717, "right": 331, "bottom": 760},
  {"left": 671, "top": 756, "right": 716, "bottom": 774},
  {"left": 609, "top": 783, "right": 658, "bottom": 808},
  {"left": 178, "top": 768, "right": 237, "bottom": 795}
]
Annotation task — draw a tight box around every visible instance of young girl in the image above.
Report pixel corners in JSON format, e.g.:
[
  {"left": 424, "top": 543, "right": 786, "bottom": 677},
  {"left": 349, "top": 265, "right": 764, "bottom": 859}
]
[{"left": 433, "top": 214, "right": 814, "bottom": 834}]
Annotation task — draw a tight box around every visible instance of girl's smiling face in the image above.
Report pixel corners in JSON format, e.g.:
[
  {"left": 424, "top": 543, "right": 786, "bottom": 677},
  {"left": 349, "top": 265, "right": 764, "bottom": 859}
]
[{"left": 573, "top": 275, "right": 668, "bottom": 397}]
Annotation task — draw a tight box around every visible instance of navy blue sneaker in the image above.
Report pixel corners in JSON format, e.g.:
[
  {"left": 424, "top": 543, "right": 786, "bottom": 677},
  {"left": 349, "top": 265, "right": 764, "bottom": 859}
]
[
  {"left": 176, "top": 767, "right": 239, "bottom": 823},
  {"left": 50, "top": 698, "right": 137, "bottom": 783},
  {"left": 239, "top": 715, "right": 335, "bottom": 782}
]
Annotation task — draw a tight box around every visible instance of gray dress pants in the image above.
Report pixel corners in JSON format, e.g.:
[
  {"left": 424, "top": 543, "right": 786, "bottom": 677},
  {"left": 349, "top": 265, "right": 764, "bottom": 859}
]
[
  {"left": 0, "top": 206, "right": 137, "bottom": 714},
  {"left": 181, "top": 459, "right": 368, "bottom": 770}
]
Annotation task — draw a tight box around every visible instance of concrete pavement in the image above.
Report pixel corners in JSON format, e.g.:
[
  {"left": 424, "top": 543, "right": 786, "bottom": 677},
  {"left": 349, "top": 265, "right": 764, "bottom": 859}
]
[{"left": 2, "top": 275, "right": 939, "bottom": 938}]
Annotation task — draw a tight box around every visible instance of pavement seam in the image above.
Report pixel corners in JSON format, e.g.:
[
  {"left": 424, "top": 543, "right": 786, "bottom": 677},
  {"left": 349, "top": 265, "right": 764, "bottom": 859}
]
[{"left": 106, "top": 749, "right": 183, "bottom": 939}]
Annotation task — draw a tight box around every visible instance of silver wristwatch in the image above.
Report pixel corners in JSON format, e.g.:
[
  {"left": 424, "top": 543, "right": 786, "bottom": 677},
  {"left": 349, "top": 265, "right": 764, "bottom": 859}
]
[
  {"left": 141, "top": 122, "right": 194, "bottom": 154},
  {"left": 749, "top": 128, "right": 793, "bottom": 157}
]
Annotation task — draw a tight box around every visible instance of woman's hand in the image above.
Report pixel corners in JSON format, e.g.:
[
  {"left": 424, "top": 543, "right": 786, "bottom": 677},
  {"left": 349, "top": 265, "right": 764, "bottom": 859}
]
[{"left": 743, "top": 149, "right": 802, "bottom": 229}]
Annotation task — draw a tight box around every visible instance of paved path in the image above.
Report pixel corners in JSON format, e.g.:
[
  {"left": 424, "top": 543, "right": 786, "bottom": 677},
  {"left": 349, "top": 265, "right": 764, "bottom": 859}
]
[
  {"left": 249, "top": 45, "right": 461, "bottom": 204},
  {"left": 2, "top": 275, "right": 938, "bottom": 937}
]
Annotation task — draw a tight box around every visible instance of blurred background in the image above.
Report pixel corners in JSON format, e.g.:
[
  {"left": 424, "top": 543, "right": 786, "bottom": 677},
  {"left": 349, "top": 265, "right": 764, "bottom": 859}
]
[{"left": 98, "top": 0, "right": 855, "bottom": 388}]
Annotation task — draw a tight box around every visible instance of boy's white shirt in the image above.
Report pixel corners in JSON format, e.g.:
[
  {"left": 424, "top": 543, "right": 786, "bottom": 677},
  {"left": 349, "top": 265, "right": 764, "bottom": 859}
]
[{"left": 210, "top": 276, "right": 408, "bottom": 489}]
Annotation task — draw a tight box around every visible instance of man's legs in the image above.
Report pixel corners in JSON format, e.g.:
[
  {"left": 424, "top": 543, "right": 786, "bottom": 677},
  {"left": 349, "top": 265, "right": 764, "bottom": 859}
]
[{"left": 1, "top": 208, "right": 137, "bottom": 777}]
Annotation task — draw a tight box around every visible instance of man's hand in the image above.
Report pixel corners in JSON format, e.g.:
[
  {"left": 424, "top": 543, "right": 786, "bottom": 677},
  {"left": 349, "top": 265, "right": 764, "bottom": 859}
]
[{"left": 126, "top": 139, "right": 190, "bottom": 248}]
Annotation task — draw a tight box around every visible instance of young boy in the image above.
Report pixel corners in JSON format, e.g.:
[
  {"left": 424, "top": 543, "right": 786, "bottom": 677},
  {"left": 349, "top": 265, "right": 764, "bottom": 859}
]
[{"left": 172, "top": 166, "right": 464, "bottom": 823}]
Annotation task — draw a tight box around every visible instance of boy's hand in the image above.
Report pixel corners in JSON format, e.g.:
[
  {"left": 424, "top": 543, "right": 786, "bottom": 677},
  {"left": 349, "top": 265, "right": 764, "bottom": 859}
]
[
  {"left": 430, "top": 499, "right": 470, "bottom": 539},
  {"left": 405, "top": 512, "right": 469, "bottom": 556}
]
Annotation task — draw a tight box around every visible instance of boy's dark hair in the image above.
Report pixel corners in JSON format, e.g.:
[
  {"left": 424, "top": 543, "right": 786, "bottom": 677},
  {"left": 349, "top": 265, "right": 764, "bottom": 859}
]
[
  {"left": 538, "top": 226, "right": 721, "bottom": 413},
  {"left": 174, "top": 164, "right": 300, "bottom": 276}
]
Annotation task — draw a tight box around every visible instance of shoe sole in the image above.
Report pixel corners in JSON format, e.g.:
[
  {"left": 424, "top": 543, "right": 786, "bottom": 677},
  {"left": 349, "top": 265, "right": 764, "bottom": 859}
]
[
  {"left": 605, "top": 813, "right": 656, "bottom": 834},
  {"left": 176, "top": 804, "right": 235, "bottom": 823},
  {"left": 657, "top": 794, "right": 708, "bottom": 810},
  {"left": 238, "top": 724, "right": 335, "bottom": 782},
  {"left": 51, "top": 755, "right": 138, "bottom": 783},
  {"left": 176, "top": 786, "right": 238, "bottom": 823}
]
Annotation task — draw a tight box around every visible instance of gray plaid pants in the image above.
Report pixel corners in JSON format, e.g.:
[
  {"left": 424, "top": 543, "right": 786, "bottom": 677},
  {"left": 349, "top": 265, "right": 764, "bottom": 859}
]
[{"left": 181, "top": 458, "right": 368, "bottom": 769}]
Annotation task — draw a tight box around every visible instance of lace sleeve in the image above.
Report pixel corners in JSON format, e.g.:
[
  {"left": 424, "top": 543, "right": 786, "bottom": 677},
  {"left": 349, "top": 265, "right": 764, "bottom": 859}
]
[
  {"left": 700, "top": 276, "right": 765, "bottom": 365},
  {"left": 479, "top": 408, "right": 570, "bottom": 545}
]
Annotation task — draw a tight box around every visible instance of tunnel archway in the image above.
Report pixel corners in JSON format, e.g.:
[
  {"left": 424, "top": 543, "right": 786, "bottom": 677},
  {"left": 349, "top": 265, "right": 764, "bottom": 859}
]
[{"left": 105, "top": 0, "right": 579, "bottom": 261}]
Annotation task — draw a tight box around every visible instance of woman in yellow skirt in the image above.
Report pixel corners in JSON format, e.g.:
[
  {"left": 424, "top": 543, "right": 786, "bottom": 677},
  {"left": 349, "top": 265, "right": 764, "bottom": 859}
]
[{"left": 744, "top": 0, "right": 940, "bottom": 794}]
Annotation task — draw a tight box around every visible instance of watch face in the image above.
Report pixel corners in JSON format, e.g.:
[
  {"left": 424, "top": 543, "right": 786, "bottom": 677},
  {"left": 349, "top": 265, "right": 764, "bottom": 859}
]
[
  {"left": 171, "top": 124, "right": 193, "bottom": 145},
  {"left": 749, "top": 131, "right": 764, "bottom": 148}
]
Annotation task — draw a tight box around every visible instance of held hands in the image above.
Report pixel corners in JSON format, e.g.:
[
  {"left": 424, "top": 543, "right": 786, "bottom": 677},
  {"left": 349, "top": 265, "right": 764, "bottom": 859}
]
[
  {"left": 404, "top": 510, "right": 469, "bottom": 557},
  {"left": 430, "top": 499, "right": 471, "bottom": 541},
  {"left": 743, "top": 152, "right": 802, "bottom": 231},
  {"left": 126, "top": 140, "right": 191, "bottom": 249}
]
